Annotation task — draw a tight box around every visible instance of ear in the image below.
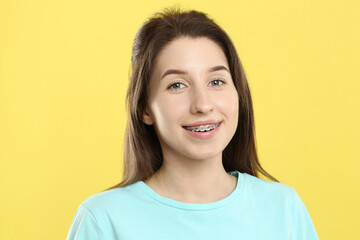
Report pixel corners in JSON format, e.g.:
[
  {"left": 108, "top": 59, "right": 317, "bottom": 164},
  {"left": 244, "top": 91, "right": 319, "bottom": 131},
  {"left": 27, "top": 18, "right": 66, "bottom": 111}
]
[{"left": 142, "top": 107, "right": 154, "bottom": 125}]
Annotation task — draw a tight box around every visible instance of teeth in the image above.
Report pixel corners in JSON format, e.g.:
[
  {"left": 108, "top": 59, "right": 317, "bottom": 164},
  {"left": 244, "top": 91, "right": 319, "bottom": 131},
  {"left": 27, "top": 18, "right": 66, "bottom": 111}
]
[{"left": 185, "top": 123, "right": 220, "bottom": 132}]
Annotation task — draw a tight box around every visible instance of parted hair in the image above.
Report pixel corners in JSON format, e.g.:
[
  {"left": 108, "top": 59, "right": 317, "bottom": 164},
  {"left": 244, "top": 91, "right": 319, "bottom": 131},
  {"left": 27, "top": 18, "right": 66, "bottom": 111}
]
[{"left": 107, "top": 8, "right": 278, "bottom": 190}]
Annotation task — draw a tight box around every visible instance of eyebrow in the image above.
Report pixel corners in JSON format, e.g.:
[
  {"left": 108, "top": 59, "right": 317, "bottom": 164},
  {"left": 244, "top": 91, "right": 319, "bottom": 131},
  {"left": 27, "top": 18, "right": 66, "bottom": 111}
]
[{"left": 160, "top": 65, "right": 230, "bottom": 79}]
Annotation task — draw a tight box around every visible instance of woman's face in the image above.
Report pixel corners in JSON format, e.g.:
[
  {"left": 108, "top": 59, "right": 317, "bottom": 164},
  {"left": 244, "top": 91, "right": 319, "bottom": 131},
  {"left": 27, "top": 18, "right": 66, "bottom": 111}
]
[{"left": 142, "top": 37, "right": 239, "bottom": 162}]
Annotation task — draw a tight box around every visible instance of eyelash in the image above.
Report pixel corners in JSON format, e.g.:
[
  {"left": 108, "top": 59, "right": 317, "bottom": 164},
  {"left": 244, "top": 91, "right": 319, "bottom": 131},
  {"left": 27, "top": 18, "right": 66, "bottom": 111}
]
[
  {"left": 168, "top": 79, "right": 226, "bottom": 90},
  {"left": 168, "top": 82, "right": 185, "bottom": 90},
  {"left": 209, "top": 79, "right": 226, "bottom": 87}
]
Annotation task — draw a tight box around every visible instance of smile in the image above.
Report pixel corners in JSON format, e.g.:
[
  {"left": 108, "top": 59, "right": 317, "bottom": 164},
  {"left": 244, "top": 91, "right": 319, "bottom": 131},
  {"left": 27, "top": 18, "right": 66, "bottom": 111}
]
[
  {"left": 182, "top": 122, "right": 222, "bottom": 139},
  {"left": 183, "top": 123, "right": 221, "bottom": 132}
]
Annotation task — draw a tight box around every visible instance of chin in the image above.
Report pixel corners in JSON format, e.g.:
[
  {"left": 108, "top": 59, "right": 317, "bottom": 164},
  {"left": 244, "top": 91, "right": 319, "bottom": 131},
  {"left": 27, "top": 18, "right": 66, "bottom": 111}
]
[{"left": 185, "top": 149, "right": 223, "bottom": 161}]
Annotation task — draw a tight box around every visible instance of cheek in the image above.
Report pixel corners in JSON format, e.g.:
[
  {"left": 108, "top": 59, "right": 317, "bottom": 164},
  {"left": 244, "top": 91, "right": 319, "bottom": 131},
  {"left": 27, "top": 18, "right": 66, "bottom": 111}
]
[
  {"left": 216, "top": 90, "right": 239, "bottom": 118},
  {"left": 150, "top": 95, "right": 189, "bottom": 127}
]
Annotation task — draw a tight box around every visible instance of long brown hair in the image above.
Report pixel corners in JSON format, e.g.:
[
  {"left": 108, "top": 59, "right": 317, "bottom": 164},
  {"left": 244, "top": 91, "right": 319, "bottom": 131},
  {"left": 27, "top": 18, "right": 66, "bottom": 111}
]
[{"left": 107, "top": 8, "right": 278, "bottom": 190}]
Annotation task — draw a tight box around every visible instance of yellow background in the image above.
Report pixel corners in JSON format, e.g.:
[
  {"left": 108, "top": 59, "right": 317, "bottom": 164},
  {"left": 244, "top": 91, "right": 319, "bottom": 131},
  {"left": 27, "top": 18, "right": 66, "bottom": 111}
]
[{"left": 1, "top": 0, "right": 359, "bottom": 239}]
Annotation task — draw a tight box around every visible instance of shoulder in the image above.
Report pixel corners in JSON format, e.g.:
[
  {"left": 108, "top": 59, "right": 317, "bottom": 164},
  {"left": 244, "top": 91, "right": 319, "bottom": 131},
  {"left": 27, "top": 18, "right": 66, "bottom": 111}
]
[
  {"left": 238, "top": 173, "right": 319, "bottom": 238},
  {"left": 79, "top": 182, "right": 140, "bottom": 214},
  {"left": 67, "top": 184, "right": 140, "bottom": 239},
  {"left": 241, "top": 172, "right": 293, "bottom": 192},
  {"left": 239, "top": 172, "right": 295, "bottom": 203}
]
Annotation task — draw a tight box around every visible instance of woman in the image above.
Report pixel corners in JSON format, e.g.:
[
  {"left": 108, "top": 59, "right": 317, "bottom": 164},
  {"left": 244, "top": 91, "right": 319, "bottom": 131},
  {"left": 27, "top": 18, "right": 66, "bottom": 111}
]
[{"left": 67, "top": 8, "right": 319, "bottom": 240}]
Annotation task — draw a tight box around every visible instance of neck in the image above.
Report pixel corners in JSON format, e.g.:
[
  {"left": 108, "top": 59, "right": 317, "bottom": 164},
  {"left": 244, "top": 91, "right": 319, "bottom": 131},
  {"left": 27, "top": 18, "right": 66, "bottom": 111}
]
[{"left": 143, "top": 154, "right": 237, "bottom": 204}]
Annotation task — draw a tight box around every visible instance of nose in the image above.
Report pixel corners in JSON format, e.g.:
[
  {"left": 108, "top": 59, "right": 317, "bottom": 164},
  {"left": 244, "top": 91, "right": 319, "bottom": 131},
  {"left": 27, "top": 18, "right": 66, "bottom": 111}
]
[{"left": 190, "top": 87, "right": 214, "bottom": 114}]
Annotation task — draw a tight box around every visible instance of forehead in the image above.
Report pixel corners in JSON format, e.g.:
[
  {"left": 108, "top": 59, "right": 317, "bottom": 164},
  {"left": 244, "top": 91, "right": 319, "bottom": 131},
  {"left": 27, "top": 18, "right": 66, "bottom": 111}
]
[{"left": 153, "top": 37, "right": 229, "bottom": 73}]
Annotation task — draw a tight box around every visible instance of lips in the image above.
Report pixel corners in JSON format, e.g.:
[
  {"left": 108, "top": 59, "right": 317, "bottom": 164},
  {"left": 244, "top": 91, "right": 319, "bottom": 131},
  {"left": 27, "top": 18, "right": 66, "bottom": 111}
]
[
  {"left": 182, "top": 120, "right": 222, "bottom": 128},
  {"left": 183, "top": 122, "right": 220, "bottom": 131},
  {"left": 182, "top": 121, "right": 222, "bottom": 139}
]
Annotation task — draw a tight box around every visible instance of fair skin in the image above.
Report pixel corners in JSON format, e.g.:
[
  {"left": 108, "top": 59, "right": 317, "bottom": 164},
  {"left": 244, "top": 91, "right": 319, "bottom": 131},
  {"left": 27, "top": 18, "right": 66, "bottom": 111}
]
[{"left": 142, "top": 37, "right": 239, "bottom": 204}]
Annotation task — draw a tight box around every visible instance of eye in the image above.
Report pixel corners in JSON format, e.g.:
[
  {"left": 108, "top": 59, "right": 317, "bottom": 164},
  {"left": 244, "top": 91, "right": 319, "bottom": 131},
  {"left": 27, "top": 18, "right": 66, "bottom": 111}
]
[
  {"left": 209, "top": 79, "right": 225, "bottom": 87},
  {"left": 168, "top": 82, "right": 185, "bottom": 90}
]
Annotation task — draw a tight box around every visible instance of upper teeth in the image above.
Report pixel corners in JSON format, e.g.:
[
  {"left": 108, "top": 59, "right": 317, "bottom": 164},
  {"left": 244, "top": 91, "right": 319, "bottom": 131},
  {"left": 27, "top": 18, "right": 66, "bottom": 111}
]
[{"left": 185, "top": 123, "right": 220, "bottom": 132}]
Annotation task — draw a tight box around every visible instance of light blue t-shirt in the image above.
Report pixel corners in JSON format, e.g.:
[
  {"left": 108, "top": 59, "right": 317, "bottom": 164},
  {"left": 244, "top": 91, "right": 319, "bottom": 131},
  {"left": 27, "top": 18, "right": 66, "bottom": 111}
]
[{"left": 66, "top": 171, "right": 319, "bottom": 239}]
